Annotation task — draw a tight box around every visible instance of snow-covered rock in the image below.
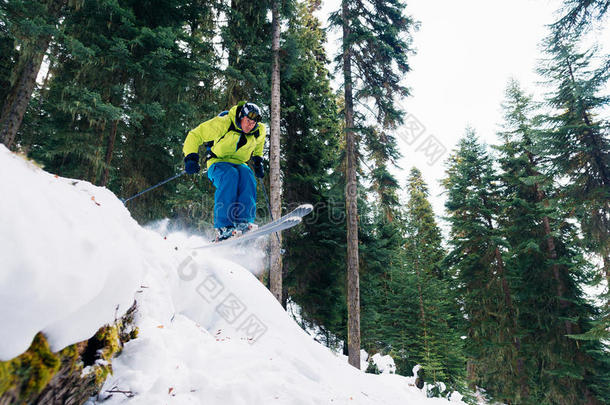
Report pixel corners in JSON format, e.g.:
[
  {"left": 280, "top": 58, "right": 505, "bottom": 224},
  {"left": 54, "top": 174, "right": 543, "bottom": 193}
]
[
  {"left": 371, "top": 353, "right": 397, "bottom": 374},
  {"left": 0, "top": 146, "right": 148, "bottom": 359}
]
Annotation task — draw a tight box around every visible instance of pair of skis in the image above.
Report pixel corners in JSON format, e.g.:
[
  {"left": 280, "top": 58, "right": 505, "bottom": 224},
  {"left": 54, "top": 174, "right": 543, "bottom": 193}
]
[{"left": 192, "top": 204, "right": 313, "bottom": 250}]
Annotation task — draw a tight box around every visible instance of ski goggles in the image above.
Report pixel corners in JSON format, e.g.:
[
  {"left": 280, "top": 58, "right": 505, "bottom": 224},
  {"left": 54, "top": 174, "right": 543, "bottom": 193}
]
[
  {"left": 244, "top": 110, "right": 262, "bottom": 122},
  {"left": 241, "top": 103, "right": 262, "bottom": 122}
]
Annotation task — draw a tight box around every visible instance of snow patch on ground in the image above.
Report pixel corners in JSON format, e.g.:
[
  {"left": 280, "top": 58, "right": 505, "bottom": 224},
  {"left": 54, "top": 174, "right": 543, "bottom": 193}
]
[{"left": 0, "top": 146, "right": 465, "bottom": 404}]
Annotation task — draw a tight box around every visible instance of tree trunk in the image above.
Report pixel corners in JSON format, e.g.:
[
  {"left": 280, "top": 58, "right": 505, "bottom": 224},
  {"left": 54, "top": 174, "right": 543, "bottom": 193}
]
[
  {"left": 539, "top": 209, "right": 572, "bottom": 335},
  {"left": 466, "top": 358, "right": 477, "bottom": 391},
  {"left": 89, "top": 126, "right": 106, "bottom": 184},
  {"left": 1, "top": 41, "right": 47, "bottom": 149},
  {"left": 342, "top": 0, "right": 360, "bottom": 370},
  {"left": 527, "top": 164, "right": 573, "bottom": 336},
  {"left": 494, "top": 246, "right": 529, "bottom": 399},
  {"left": 269, "top": 0, "right": 283, "bottom": 304},
  {"left": 0, "top": 0, "right": 67, "bottom": 149},
  {"left": 101, "top": 120, "right": 119, "bottom": 187},
  {"left": 413, "top": 247, "right": 429, "bottom": 365},
  {"left": 603, "top": 255, "right": 610, "bottom": 296},
  {"left": 568, "top": 59, "right": 610, "bottom": 294},
  {"left": 525, "top": 151, "right": 572, "bottom": 334},
  {"left": 481, "top": 192, "right": 528, "bottom": 398}
]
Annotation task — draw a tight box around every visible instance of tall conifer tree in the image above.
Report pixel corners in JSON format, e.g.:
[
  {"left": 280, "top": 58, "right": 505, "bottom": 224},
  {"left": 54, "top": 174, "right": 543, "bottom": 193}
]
[
  {"left": 538, "top": 38, "right": 610, "bottom": 295},
  {"left": 443, "top": 131, "right": 523, "bottom": 401},
  {"left": 358, "top": 128, "right": 403, "bottom": 361},
  {"left": 0, "top": 0, "right": 68, "bottom": 149},
  {"left": 281, "top": 0, "right": 344, "bottom": 331},
  {"left": 399, "top": 168, "right": 464, "bottom": 394},
  {"left": 496, "top": 79, "right": 610, "bottom": 404},
  {"left": 25, "top": 0, "right": 210, "bottom": 221},
  {"left": 269, "top": 0, "right": 283, "bottom": 303},
  {"left": 329, "top": 0, "right": 415, "bottom": 368}
]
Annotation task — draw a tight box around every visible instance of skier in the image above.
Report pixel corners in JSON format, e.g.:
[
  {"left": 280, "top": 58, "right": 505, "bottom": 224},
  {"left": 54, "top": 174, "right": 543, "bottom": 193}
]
[{"left": 183, "top": 101, "right": 266, "bottom": 241}]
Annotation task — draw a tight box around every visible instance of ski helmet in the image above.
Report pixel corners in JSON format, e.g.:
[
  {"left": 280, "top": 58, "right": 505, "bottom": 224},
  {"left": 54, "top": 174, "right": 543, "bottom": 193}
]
[{"left": 239, "top": 102, "right": 262, "bottom": 123}]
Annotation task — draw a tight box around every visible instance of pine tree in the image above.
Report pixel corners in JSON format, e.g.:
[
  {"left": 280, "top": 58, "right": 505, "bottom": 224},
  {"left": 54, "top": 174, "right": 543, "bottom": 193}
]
[
  {"left": 222, "top": 0, "right": 272, "bottom": 105},
  {"left": 358, "top": 124, "right": 404, "bottom": 362},
  {"left": 552, "top": 0, "right": 610, "bottom": 38},
  {"left": 495, "top": 79, "right": 610, "bottom": 404},
  {"left": 22, "top": 0, "right": 213, "bottom": 222},
  {"left": 364, "top": 127, "right": 401, "bottom": 222},
  {"left": 398, "top": 168, "right": 464, "bottom": 394},
  {"left": 358, "top": 165, "right": 466, "bottom": 395},
  {"left": 27, "top": 0, "right": 136, "bottom": 182},
  {"left": 0, "top": 21, "right": 18, "bottom": 110},
  {"left": 280, "top": 0, "right": 344, "bottom": 334},
  {"left": 117, "top": 0, "right": 214, "bottom": 221},
  {"left": 537, "top": 38, "right": 610, "bottom": 296},
  {"left": 359, "top": 207, "right": 404, "bottom": 354},
  {"left": 443, "top": 131, "right": 524, "bottom": 401},
  {"left": 0, "top": 0, "right": 68, "bottom": 149},
  {"left": 340, "top": 0, "right": 360, "bottom": 367},
  {"left": 170, "top": 0, "right": 226, "bottom": 230},
  {"left": 329, "top": 0, "right": 416, "bottom": 368},
  {"left": 357, "top": 134, "right": 403, "bottom": 357},
  {"left": 268, "top": 0, "right": 285, "bottom": 303}
]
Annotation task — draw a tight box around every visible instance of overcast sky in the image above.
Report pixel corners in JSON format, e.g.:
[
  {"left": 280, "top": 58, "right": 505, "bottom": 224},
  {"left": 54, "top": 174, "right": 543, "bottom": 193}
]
[{"left": 317, "top": 0, "right": 610, "bottom": 226}]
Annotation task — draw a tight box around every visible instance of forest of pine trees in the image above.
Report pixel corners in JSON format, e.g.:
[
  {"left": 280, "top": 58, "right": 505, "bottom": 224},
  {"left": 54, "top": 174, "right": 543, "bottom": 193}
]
[{"left": 1, "top": 0, "right": 608, "bottom": 403}]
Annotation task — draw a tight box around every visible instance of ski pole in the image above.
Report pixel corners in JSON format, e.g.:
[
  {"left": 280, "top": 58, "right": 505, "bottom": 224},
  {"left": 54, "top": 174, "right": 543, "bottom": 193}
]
[{"left": 122, "top": 170, "right": 187, "bottom": 205}]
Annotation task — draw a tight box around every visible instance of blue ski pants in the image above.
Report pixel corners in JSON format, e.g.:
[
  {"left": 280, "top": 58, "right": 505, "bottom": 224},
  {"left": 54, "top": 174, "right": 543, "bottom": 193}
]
[{"left": 207, "top": 162, "right": 257, "bottom": 228}]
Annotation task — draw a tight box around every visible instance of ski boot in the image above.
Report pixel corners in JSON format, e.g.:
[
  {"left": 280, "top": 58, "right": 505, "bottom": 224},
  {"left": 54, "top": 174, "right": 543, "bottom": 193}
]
[
  {"left": 215, "top": 226, "right": 237, "bottom": 242},
  {"left": 233, "top": 222, "right": 258, "bottom": 237}
]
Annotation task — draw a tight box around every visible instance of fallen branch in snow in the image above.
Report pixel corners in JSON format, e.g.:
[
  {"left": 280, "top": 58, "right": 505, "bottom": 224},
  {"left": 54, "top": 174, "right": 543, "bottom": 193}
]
[{"left": 104, "top": 386, "right": 135, "bottom": 399}]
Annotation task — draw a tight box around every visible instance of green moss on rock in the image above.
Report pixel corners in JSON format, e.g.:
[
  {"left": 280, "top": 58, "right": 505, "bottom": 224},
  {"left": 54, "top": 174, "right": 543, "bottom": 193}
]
[
  {"left": 21, "top": 334, "right": 61, "bottom": 398},
  {"left": 0, "top": 333, "right": 61, "bottom": 400},
  {"left": 0, "top": 301, "right": 139, "bottom": 404},
  {"left": 0, "top": 360, "right": 16, "bottom": 397}
]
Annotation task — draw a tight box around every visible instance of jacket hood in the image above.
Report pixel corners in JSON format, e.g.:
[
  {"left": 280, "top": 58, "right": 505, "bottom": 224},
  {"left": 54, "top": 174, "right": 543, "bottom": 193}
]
[{"left": 229, "top": 105, "right": 240, "bottom": 128}]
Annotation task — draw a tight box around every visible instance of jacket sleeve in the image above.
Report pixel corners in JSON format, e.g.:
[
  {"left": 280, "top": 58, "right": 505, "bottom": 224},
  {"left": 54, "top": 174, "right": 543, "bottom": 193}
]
[
  {"left": 252, "top": 123, "right": 266, "bottom": 158},
  {"left": 183, "top": 115, "right": 229, "bottom": 156}
]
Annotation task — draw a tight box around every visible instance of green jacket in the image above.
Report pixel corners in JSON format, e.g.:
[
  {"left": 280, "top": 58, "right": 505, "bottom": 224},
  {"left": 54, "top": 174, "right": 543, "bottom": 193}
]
[{"left": 183, "top": 105, "right": 266, "bottom": 168}]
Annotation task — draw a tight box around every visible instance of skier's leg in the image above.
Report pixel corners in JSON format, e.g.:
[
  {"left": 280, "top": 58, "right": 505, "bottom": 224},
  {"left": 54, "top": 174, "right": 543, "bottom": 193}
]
[
  {"left": 235, "top": 164, "right": 257, "bottom": 224},
  {"left": 207, "top": 162, "right": 239, "bottom": 228}
]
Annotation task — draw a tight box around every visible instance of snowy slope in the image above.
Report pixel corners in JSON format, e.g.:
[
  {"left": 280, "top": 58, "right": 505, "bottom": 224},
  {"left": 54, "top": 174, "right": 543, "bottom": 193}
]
[{"left": 0, "top": 146, "right": 464, "bottom": 404}]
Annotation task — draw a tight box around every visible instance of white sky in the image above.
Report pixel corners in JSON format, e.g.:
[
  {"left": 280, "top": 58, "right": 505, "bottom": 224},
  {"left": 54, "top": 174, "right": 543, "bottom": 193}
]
[{"left": 317, "top": 0, "right": 610, "bottom": 227}]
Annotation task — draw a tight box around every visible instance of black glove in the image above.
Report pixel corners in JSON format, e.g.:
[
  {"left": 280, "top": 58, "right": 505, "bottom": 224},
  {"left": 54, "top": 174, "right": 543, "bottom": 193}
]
[
  {"left": 184, "top": 153, "right": 200, "bottom": 174},
  {"left": 252, "top": 155, "right": 264, "bottom": 178}
]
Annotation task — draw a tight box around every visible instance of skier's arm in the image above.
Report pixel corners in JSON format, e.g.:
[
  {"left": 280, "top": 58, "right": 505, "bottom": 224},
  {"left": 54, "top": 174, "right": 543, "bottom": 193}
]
[
  {"left": 183, "top": 115, "right": 228, "bottom": 156},
  {"left": 252, "top": 123, "right": 266, "bottom": 158}
]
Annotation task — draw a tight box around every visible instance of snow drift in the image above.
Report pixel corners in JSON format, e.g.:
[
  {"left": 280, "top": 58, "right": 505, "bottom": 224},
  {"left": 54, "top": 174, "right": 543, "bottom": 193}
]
[{"left": 0, "top": 146, "right": 464, "bottom": 404}]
